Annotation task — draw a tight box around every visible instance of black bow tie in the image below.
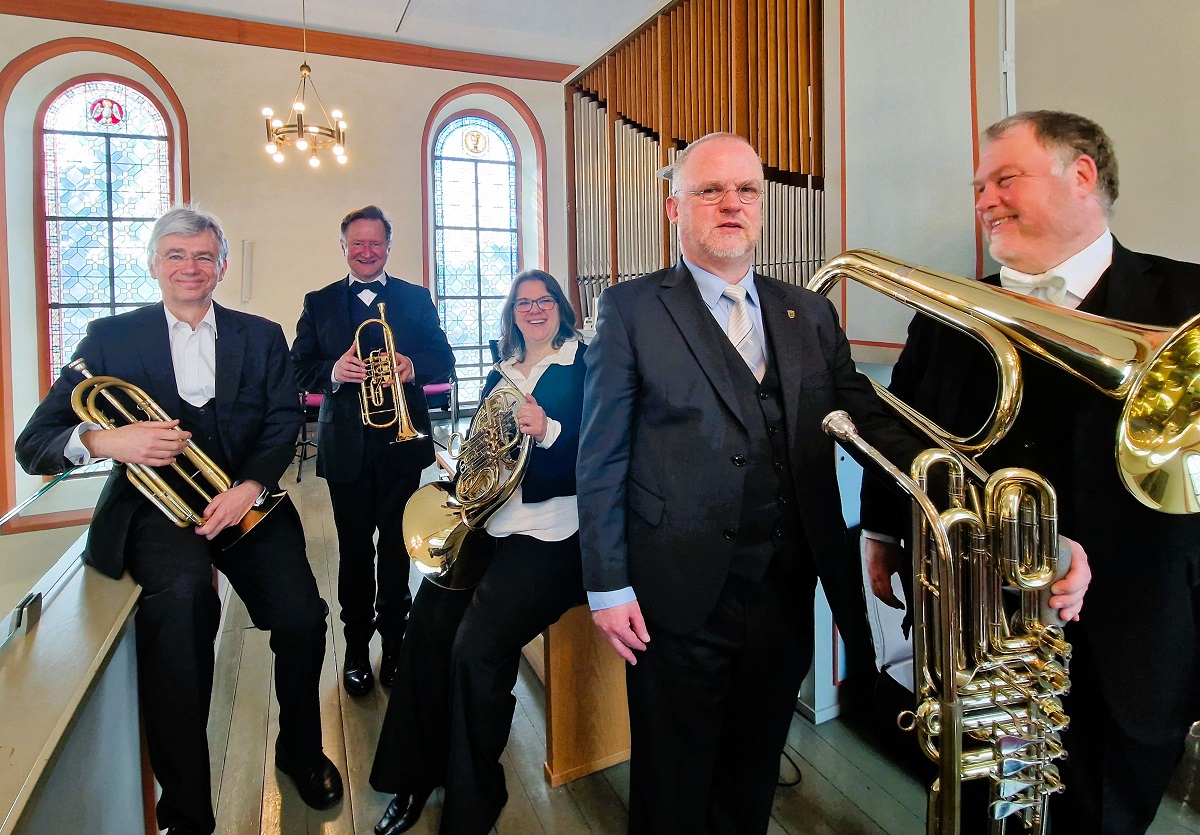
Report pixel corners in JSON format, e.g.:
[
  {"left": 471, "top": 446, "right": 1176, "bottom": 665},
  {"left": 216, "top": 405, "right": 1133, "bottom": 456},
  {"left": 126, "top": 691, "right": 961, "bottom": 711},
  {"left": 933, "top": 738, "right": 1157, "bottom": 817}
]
[{"left": 355, "top": 280, "right": 384, "bottom": 294}]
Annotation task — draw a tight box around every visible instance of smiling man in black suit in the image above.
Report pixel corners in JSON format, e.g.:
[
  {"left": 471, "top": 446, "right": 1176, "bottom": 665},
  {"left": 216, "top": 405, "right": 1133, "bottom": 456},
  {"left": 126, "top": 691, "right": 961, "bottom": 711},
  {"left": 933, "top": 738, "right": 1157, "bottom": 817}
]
[
  {"left": 16, "top": 206, "right": 341, "bottom": 835},
  {"left": 291, "top": 205, "right": 454, "bottom": 696},
  {"left": 861, "top": 111, "right": 1200, "bottom": 834}
]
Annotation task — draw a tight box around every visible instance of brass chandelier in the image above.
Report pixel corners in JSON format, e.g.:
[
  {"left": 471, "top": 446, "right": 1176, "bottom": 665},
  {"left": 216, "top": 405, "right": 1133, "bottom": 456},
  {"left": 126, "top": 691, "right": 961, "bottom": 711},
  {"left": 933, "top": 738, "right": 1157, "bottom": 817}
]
[{"left": 261, "top": 0, "right": 347, "bottom": 167}]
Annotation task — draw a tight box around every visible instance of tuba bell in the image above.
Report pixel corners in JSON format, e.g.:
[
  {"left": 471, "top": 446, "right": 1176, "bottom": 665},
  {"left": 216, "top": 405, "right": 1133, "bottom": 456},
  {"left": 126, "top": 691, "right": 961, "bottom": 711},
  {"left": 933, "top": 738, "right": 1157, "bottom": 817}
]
[
  {"left": 403, "top": 371, "right": 532, "bottom": 589},
  {"left": 355, "top": 301, "right": 425, "bottom": 444},
  {"left": 810, "top": 249, "right": 1200, "bottom": 834},
  {"left": 68, "top": 358, "right": 286, "bottom": 550}
]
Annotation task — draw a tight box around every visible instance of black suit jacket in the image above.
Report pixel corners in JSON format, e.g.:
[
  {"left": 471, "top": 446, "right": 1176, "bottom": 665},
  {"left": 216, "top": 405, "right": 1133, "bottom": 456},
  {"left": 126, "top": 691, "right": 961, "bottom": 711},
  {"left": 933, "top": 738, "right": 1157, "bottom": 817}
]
[
  {"left": 859, "top": 239, "right": 1200, "bottom": 741},
  {"left": 15, "top": 302, "right": 302, "bottom": 580},
  {"left": 577, "top": 262, "right": 924, "bottom": 637},
  {"left": 291, "top": 275, "right": 454, "bottom": 482}
]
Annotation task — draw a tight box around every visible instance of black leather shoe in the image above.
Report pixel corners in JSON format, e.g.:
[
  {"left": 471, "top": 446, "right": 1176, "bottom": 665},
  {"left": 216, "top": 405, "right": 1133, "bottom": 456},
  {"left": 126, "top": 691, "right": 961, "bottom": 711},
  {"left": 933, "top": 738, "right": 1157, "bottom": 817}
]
[
  {"left": 379, "top": 638, "right": 401, "bottom": 688},
  {"left": 343, "top": 645, "right": 374, "bottom": 696},
  {"left": 276, "top": 752, "right": 344, "bottom": 810},
  {"left": 375, "top": 790, "right": 430, "bottom": 835}
]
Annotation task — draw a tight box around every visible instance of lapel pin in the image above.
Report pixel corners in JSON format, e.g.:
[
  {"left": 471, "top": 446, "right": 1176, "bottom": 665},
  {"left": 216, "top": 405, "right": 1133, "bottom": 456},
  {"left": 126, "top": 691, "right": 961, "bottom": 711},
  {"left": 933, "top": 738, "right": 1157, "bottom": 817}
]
[{"left": 787, "top": 309, "right": 796, "bottom": 319}]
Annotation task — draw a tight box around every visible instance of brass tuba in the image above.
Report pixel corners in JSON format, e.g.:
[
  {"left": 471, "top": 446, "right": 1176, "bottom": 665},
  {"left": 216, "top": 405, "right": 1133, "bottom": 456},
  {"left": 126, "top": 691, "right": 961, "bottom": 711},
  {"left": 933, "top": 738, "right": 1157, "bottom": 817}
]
[
  {"left": 403, "top": 371, "right": 532, "bottom": 589},
  {"left": 355, "top": 301, "right": 425, "bottom": 444},
  {"left": 809, "top": 250, "right": 1200, "bottom": 835},
  {"left": 68, "top": 358, "right": 286, "bottom": 550}
]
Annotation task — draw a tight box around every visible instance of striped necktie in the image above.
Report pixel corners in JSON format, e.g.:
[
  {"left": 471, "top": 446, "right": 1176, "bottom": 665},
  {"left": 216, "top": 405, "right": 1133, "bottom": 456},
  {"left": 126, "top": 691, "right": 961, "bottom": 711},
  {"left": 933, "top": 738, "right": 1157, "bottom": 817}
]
[{"left": 722, "top": 285, "right": 766, "bottom": 382}]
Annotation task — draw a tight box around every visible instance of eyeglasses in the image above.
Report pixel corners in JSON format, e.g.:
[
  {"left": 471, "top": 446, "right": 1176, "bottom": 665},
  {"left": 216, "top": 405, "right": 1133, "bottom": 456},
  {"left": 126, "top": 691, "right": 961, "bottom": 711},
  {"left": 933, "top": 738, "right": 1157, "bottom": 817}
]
[
  {"left": 157, "top": 252, "right": 220, "bottom": 268},
  {"left": 677, "top": 182, "right": 765, "bottom": 204},
  {"left": 514, "top": 296, "right": 558, "bottom": 313}
]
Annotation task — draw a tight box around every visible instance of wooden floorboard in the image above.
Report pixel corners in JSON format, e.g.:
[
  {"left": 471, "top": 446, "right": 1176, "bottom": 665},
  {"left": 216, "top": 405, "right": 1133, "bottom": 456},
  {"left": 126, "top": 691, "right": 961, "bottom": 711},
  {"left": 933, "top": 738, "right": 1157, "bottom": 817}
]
[
  {"left": 205, "top": 457, "right": 1200, "bottom": 834},
  {"left": 214, "top": 628, "right": 271, "bottom": 834}
]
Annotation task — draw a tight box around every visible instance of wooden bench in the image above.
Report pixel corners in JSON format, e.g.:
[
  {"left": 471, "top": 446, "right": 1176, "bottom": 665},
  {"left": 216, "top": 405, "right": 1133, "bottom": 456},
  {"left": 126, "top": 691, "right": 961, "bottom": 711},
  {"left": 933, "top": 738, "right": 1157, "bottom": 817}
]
[{"left": 522, "top": 605, "right": 630, "bottom": 785}]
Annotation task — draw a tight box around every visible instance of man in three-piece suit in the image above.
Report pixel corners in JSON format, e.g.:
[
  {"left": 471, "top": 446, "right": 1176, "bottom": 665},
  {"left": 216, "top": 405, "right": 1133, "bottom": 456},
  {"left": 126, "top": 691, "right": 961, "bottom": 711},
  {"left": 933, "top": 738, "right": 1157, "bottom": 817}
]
[
  {"left": 291, "top": 205, "right": 454, "bottom": 697},
  {"left": 860, "top": 111, "right": 1200, "bottom": 834},
  {"left": 578, "top": 133, "right": 940, "bottom": 833},
  {"left": 16, "top": 207, "right": 341, "bottom": 835}
]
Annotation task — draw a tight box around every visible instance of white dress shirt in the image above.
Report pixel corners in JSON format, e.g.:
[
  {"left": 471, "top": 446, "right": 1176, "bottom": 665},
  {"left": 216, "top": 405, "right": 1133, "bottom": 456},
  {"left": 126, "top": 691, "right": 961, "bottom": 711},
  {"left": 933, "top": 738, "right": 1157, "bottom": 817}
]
[
  {"left": 65, "top": 303, "right": 218, "bottom": 464},
  {"left": 999, "top": 229, "right": 1113, "bottom": 311},
  {"left": 484, "top": 339, "right": 578, "bottom": 542}
]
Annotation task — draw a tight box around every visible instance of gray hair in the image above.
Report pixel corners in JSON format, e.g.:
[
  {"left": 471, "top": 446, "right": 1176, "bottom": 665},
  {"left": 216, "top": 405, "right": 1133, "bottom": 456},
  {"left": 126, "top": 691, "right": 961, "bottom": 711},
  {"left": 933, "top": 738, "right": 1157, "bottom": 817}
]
[
  {"left": 147, "top": 206, "right": 230, "bottom": 269},
  {"left": 657, "top": 132, "right": 763, "bottom": 189},
  {"left": 984, "top": 110, "right": 1119, "bottom": 213}
]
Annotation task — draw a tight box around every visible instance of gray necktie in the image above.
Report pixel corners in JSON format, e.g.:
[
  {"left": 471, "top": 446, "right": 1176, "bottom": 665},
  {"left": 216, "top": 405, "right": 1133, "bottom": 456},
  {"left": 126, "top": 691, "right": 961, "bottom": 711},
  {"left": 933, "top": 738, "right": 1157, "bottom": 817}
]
[
  {"left": 722, "top": 285, "right": 766, "bottom": 382},
  {"left": 999, "top": 267, "right": 1068, "bottom": 305}
]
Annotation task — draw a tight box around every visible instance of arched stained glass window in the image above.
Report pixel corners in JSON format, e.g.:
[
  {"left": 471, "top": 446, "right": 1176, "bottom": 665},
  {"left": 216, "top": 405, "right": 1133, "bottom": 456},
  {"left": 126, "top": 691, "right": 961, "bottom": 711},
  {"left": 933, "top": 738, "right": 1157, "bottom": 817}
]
[
  {"left": 433, "top": 115, "right": 518, "bottom": 406},
  {"left": 41, "top": 79, "right": 171, "bottom": 381}
]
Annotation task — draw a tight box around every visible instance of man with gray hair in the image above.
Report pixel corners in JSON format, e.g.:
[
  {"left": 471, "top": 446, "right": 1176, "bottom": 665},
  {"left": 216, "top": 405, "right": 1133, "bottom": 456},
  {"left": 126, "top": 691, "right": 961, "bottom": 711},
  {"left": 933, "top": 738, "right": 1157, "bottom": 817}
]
[
  {"left": 861, "top": 111, "right": 1200, "bottom": 833},
  {"left": 17, "top": 206, "right": 342, "bottom": 834}
]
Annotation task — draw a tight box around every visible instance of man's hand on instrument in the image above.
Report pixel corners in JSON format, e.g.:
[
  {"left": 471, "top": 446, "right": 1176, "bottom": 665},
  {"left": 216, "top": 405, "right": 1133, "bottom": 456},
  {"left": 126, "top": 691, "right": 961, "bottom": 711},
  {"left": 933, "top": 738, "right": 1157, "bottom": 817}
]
[
  {"left": 517, "top": 393, "right": 548, "bottom": 442},
  {"left": 333, "top": 343, "right": 366, "bottom": 383},
  {"left": 196, "top": 480, "right": 262, "bottom": 540},
  {"left": 592, "top": 600, "right": 650, "bottom": 665},
  {"left": 864, "top": 536, "right": 906, "bottom": 610},
  {"left": 82, "top": 420, "right": 190, "bottom": 467},
  {"left": 392, "top": 352, "right": 415, "bottom": 384},
  {"left": 1048, "top": 536, "right": 1091, "bottom": 622}
]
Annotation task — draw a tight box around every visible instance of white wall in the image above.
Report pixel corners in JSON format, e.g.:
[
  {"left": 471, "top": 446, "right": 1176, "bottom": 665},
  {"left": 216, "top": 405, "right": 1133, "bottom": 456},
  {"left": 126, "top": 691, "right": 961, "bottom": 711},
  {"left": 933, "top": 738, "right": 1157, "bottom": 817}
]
[
  {"left": 1013, "top": 0, "right": 1200, "bottom": 263},
  {"left": 833, "top": 0, "right": 979, "bottom": 358}
]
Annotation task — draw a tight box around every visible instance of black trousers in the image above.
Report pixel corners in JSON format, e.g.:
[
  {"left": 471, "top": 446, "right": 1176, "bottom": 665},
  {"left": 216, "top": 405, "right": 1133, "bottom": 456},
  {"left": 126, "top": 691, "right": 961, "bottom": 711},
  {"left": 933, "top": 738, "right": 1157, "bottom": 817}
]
[
  {"left": 626, "top": 562, "right": 816, "bottom": 835},
  {"left": 1049, "top": 627, "right": 1192, "bottom": 834},
  {"left": 370, "top": 532, "right": 584, "bottom": 835},
  {"left": 326, "top": 436, "right": 421, "bottom": 647},
  {"left": 125, "top": 500, "right": 327, "bottom": 834}
]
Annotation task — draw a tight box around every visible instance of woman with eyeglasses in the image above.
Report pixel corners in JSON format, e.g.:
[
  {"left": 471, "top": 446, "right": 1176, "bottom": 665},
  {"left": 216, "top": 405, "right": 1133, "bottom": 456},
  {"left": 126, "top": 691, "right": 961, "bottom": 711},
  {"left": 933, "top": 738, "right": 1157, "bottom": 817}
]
[{"left": 369, "top": 269, "right": 587, "bottom": 835}]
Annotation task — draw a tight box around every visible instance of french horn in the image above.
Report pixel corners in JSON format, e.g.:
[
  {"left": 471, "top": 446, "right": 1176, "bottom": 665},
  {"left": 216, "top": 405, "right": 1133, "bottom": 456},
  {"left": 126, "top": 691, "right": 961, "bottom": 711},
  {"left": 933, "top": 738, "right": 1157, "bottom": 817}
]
[{"left": 403, "top": 372, "right": 532, "bottom": 589}]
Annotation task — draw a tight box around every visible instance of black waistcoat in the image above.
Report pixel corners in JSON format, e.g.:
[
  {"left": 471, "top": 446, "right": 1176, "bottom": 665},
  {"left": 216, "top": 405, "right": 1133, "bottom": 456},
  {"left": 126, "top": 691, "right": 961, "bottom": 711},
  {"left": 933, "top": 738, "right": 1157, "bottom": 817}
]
[{"left": 715, "top": 320, "right": 806, "bottom": 581}]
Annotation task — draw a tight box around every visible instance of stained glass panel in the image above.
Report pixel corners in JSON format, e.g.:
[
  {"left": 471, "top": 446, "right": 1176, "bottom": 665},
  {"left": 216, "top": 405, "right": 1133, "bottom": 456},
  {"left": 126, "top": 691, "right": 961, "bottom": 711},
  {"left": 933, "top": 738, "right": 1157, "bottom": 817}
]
[
  {"left": 436, "top": 229, "right": 481, "bottom": 297},
  {"left": 476, "top": 162, "right": 515, "bottom": 230},
  {"left": 479, "top": 231, "right": 517, "bottom": 297},
  {"left": 113, "top": 221, "right": 157, "bottom": 303},
  {"left": 44, "top": 80, "right": 167, "bottom": 137},
  {"left": 109, "top": 137, "right": 170, "bottom": 217},
  {"left": 433, "top": 115, "right": 518, "bottom": 408},
  {"left": 42, "top": 79, "right": 170, "bottom": 385},
  {"left": 49, "top": 307, "right": 110, "bottom": 375},
  {"left": 433, "top": 117, "right": 515, "bottom": 164},
  {"left": 436, "top": 159, "right": 477, "bottom": 228},
  {"left": 44, "top": 134, "right": 108, "bottom": 217}
]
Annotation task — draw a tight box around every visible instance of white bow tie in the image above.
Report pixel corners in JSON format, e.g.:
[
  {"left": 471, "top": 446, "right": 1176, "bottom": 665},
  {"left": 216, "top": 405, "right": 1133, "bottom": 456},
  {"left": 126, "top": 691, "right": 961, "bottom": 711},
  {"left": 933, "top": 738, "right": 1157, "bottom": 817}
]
[{"left": 999, "top": 266, "right": 1068, "bottom": 305}]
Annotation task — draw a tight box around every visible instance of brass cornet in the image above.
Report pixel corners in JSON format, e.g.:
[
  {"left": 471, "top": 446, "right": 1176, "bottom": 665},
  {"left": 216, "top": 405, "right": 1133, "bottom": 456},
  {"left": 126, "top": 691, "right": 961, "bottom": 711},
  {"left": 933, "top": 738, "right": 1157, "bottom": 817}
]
[
  {"left": 68, "top": 359, "right": 285, "bottom": 549},
  {"left": 355, "top": 301, "right": 424, "bottom": 444}
]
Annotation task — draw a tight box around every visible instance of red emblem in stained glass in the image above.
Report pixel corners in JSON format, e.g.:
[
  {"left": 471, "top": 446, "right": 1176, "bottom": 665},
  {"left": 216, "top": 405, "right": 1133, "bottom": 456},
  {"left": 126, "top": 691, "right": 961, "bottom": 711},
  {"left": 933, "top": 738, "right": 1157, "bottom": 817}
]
[{"left": 89, "top": 98, "right": 124, "bottom": 127}]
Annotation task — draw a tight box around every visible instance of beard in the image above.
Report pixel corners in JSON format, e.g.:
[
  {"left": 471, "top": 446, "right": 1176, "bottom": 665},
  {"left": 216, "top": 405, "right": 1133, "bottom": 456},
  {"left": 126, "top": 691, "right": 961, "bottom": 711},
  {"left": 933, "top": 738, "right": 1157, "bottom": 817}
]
[{"left": 700, "top": 236, "right": 757, "bottom": 260}]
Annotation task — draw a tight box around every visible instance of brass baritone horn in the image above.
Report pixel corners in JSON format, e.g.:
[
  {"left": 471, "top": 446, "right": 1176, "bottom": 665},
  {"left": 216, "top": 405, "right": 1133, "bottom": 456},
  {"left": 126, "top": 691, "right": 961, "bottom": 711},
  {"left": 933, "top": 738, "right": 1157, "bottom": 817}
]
[
  {"left": 355, "top": 301, "right": 425, "bottom": 444},
  {"left": 68, "top": 358, "right": 285, "bottom": 550},
  {"left": 403, "top": 371, "right": 532, "bottom": 589},
  {"left": 807, "top": 248, "right": 1196, "bottom": 835},
  {"left": 810, "top": 249, "right": 1200, "bottom": 514}
]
